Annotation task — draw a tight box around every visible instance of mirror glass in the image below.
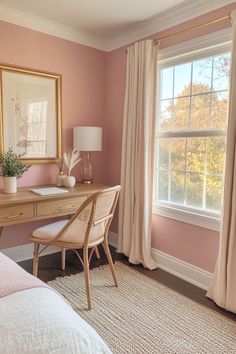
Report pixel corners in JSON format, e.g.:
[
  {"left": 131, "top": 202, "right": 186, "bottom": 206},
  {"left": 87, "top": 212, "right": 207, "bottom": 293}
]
[{"left": 0, "top": 65, "right": 62, "bottom": 163}]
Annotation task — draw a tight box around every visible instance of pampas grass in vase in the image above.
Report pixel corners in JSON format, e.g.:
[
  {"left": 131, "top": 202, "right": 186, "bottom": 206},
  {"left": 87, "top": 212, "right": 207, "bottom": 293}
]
[{"left": 63, "top": 149, "right": 81, "bottom": 187}]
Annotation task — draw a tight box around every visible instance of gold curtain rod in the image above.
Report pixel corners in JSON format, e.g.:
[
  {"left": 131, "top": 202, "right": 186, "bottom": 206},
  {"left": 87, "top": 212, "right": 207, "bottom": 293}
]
[
  {"left": 126, "top": 13, "right": 231, "bottom": 52},
  {"left": 153, "top": 14, "right": 231, "bottom": 45}
]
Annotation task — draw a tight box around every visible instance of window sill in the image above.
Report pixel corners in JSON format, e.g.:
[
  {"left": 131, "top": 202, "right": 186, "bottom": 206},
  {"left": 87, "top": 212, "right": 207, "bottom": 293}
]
[{"left": 152, "top": 203, "right": 221, "bottom": 231}]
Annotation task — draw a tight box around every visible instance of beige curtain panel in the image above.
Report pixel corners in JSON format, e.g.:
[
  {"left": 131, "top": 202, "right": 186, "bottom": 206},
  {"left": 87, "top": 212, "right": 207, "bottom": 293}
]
[
  {"left": 118, "top": 39, "right": 158, "bottom": 270},
  {"left": 207, "top": 10, "right": 236, "bottom": 313}
]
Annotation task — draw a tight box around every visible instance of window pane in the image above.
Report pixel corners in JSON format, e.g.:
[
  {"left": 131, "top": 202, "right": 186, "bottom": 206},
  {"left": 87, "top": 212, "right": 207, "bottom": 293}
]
[
  {"left": 173, "top": 97, "right": 190, "bottom": 130},
  {"left": 186, "top": 173, "right": 203, "bottom": 208},
  {"left": 191, "top": 93, "right": 211, "bottom": 130},
  {"left": 171, "top": 138, "right": 186, "bottom": 171},
  {"left": 187, "top": 138, "right": 205, "bottom": 173},
  {"left": 159, "top": 99, "right": 172, "bottom": 131},
  {"left": 206, "top": 137, "right": 226, "bottom": 174},
  {"left": 161, "top": 67, "right": 173, "bottom": 99},
  {"left": 174, "top": 63, "right": 191, "bottom": 98},
  {"left": 211, "top": 91, "right": 228, "bottom": 129},
  {"left": 206, "top": 175, "right": 223, "bottom": 211},
  {"left": 158, "top": 171, "right": 169, "bottom": 201},
  {"left": 159, "top": 139, "right": 170, "bottom": 169},
  {"left": 156, "top": 52, "right": 230, "bottom": 216},
  {"left": 213, "top": 54, "right": 230, "bottom": 92},
  {"left": 170, "top": 172, "right": 185, "bottom": 204},
  {"left": 192, "top": 58, "right": 212, "bottom": 94}
]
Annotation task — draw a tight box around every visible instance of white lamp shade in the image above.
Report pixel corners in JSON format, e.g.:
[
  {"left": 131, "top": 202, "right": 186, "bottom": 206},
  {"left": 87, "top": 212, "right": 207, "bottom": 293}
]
[{"left": 73, "top": 126, "right": 102, "bottom": 151}]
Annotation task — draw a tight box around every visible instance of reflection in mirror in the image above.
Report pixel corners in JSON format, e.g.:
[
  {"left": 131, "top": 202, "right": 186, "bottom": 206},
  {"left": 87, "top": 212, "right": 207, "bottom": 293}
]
[{"left": 0, "top": 65, "right": 62, "bottom": 163}]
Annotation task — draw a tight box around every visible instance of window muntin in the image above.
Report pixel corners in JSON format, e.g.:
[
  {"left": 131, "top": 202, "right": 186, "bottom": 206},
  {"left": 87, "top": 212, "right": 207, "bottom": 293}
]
[{"left": 155, "top": 52, "right": 230, "bottom": 215}]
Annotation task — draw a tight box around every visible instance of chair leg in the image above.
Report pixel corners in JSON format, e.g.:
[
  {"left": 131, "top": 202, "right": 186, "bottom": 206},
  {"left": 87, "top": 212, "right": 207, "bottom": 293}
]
[
  {"left": 83, "top": 246, "right": 92, "bottom": 310},
  {"left": 94, "top": 246, "right": 100, "bottom": 259},
  {"left": 102, "top": 240, "right": 118, "bottom": 287},
  {"left": 61, "top": 247, "right": 66, "bottom": 270},
  {"left": 33, "top": 243, "right": 40, "bottom": 277}
]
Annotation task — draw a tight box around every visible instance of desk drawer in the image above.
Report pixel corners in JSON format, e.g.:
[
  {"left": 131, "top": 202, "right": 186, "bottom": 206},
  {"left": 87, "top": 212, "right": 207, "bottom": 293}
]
[
  {"left": 0, "top": 204, "right": 34, "bottom": 223},
  {"left": 36, "top": 197, "right": 87, "bottom": 217}
]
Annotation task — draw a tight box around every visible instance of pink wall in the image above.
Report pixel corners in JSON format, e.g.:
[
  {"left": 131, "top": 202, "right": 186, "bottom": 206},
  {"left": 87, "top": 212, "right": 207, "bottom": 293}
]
[
  {"left": 1, "top": 3, "right": 236, "bottom": 272},
  {"left": 0, "top": 20, "right": 107, "bottom": 249},
  {"left": 104, "top": 3, "right": 236, "bottom": 273},
  {"left": 151, "top": 215, "right": 219, "bottom": 271}
]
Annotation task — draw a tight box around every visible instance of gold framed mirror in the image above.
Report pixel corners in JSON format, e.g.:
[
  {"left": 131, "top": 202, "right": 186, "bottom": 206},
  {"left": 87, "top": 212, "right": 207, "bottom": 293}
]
[{"left": 0, "top": 64, "right": 62, "bottom": 163}]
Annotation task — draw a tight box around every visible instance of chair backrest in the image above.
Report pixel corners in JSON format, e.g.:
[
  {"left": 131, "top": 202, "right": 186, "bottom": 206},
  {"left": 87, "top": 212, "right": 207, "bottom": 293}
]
[{"left": 53, "top": 185, "right": 121, "bottom": 246}]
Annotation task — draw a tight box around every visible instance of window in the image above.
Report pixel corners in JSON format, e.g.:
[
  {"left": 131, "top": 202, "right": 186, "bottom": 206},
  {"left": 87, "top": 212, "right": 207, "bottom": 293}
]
[
  {"left": 26, "top": 100, "right": 48, "bottom": 157},
  {"left": 153, "top": 32, "right": 231, "bottom": 231}
]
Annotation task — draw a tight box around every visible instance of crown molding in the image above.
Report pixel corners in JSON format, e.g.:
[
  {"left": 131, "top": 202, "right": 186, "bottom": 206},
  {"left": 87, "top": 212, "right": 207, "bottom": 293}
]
[
  {"left": 0, "top": 1, "right": 233, "bottom": 52},
  {"left": 0, "top": 4, "right": 106, "bottom": 51},
  {"left": 104, "top": 0, "right": 234, "bottom": 51}
]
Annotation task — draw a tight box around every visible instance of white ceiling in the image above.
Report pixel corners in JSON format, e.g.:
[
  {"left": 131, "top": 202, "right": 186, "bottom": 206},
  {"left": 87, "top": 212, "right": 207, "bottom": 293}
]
[
  {"left": 0, "top": 0, "right": 188, "bottom": 37},
  {"left": 0, "top": 0, "right": 233, "bottom": 51}
]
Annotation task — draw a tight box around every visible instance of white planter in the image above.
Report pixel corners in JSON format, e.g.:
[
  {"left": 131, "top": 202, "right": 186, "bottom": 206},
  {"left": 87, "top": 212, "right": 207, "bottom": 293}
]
[
  {"left": 3, "top": 176, "right": 17, "bottom": 193},
  {"left": 63, "top": 176, "right": 76, "bottom": 188}
]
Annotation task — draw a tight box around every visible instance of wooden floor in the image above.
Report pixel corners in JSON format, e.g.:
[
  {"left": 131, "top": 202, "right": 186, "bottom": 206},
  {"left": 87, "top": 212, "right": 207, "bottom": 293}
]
[{"left": 19, "top": 245, "right": 236, "bottom": 321}]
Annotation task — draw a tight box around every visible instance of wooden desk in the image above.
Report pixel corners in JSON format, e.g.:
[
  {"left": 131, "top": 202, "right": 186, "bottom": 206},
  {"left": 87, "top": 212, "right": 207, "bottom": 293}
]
[{"left": 0, "top": 183, "right": 106, "bottom": 236}]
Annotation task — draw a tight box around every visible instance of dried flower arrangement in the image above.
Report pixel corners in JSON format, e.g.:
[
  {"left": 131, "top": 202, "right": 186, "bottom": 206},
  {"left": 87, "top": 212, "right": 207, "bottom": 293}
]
[
  {"left": 63, "top": 149, "right": 81, "bottom": 176},
  {"left": 56, "top": 157, "right": 64, "bottom": 173}
]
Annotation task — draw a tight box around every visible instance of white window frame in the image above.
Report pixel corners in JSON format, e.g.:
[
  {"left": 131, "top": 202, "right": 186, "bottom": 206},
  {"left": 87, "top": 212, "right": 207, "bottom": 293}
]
[{"left": 153, "top": 28, "right": 232, "bottom": 231}]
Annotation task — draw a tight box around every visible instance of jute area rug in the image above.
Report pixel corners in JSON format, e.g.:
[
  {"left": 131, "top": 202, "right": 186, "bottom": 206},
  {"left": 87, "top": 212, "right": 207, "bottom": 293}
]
[{"left": 48, "top": 262, "right": 236, "bottom": 354}]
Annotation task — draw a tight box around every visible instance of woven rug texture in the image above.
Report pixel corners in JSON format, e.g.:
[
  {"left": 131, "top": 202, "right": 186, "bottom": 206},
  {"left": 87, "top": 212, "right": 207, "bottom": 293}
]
[{"left": 48, "top": 262, "right": 236, "bottom": 354}]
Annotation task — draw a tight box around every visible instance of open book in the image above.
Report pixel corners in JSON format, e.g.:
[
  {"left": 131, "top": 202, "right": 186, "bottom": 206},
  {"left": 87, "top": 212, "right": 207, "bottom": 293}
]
[{"left": 30, "top": 187, "right": 69, "bottom": 196}]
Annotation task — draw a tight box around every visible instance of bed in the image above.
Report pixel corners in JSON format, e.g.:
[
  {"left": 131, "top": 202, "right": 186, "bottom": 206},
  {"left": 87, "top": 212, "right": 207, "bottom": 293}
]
[{"left": 0, "top": 252, "right": 111, "bottom": 354}]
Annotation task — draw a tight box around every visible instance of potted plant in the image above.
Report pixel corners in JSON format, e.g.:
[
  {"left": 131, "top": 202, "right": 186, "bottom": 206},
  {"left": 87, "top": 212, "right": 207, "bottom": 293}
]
[{"left": 0, "top": 148, "right": 31, "bottom": 193}]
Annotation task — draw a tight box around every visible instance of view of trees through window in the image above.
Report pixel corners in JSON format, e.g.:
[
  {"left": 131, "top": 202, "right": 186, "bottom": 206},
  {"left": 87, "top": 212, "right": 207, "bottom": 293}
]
[{"left": 155, "top": 52, "right": 230, "bottom": 213}]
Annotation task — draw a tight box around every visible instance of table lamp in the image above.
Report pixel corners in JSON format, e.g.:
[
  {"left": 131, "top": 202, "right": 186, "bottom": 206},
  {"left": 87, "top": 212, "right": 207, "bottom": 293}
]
[{"left": 73, "top": 126, "right": 102, "bottom": 184}]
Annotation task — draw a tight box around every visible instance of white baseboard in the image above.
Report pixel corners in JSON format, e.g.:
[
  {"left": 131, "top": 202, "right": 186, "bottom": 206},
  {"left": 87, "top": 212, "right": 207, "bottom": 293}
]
[
  {"left": 108, "top": 231, "right": 119, "bottom": 248},
  {"left": 1, "top": 232, "right": 212, "bottom": 291},
  {"left": 108, "top": 232, "right": 212, "bottom": 291},
  {"left": 1, "top": 234, "right": 118, "bottom": 263},
  {"left": 1, "top": 243, "right": 60, "bottom": 262},
  {"left": 1, "top": 233, "right": 118, "bottom": 262},
  {"left": 150, "top": 248, "right": 212, "bottom": 291}
]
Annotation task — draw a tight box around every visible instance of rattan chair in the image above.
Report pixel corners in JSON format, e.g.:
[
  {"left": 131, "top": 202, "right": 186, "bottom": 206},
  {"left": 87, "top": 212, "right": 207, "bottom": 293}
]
[{"left": 29, "top": 185, "right": 121, "bottom": 309}]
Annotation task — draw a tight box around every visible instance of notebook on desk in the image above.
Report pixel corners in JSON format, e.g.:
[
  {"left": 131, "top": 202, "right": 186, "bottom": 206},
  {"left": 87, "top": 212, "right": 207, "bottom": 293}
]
[{"left": 30, "top": 187, "right": 69, "bottom": 196}]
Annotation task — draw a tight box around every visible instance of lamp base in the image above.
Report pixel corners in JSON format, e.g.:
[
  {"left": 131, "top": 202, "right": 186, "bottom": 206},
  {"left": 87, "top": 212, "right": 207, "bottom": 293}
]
[{"left": 80, "top": 152, "right": 95, "bottom": 184}]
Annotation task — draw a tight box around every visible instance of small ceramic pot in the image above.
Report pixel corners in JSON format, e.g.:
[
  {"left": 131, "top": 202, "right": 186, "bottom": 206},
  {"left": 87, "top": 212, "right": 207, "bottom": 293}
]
[
  {"left": 63, "top": 175, "right": 76, "bottom": 188},
  {"left": 56, "top": 172, "right": 66, "bottom": 187},
  {"left": 3, "top": 176, "right": 17, "bottom": 193}
]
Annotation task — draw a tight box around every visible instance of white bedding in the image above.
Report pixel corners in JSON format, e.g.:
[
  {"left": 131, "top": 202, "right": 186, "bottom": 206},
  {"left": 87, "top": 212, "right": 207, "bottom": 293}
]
[{"left": 0, "top": 287, "right": 111, "bottom": 354}]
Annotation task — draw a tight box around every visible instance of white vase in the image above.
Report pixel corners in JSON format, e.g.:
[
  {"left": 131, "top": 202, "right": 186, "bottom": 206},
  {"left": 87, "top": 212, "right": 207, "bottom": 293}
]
[
  {"left": 63, "top": 176, "right": 76, "bottom": 188},
  {"left": 3, "top": 176, "right": 17, "bottom": 193}
]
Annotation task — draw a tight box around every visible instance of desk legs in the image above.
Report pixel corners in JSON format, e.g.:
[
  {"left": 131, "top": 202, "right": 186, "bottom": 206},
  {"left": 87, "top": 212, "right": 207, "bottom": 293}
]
[
  {"left": 61, "top": 247, "right": 66, "bottom": 270},
  {"left": 33, "top": 243, "right": 40, "bottom": 277},
  {"left": 0, "top": 227, "right": 3, "bottom": 239},
  {"left": 95, "top": 246, "right": 100, "bottom": 259}
]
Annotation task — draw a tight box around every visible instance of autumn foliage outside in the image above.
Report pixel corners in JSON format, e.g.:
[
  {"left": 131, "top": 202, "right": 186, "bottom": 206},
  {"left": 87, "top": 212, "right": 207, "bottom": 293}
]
[{"left": 156, "top": 53, "right": 230, "bottom": 213}]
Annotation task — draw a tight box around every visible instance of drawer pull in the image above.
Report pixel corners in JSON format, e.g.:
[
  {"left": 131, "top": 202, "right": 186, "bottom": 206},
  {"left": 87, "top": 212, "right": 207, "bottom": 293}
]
[
  {"left": 5, "top": 212, "right": 24, "bottom": 219},
  {"left": 57, "top": 205, "right": 76, "bottom": 212}
]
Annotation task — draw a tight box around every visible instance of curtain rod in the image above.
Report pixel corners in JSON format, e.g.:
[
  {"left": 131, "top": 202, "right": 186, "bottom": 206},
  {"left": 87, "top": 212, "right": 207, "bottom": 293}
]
[
  {"left": 153, "top": 14, "right": 231, "bottom": 45},
  {"left": 126, "top": 13, "right": 231, "bottom": 52}
]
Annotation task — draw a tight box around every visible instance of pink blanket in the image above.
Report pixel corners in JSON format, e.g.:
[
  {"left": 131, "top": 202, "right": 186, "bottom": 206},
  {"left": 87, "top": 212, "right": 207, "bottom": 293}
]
[{"left": 0, "top": 252, "right": 49, "bottom": 298}]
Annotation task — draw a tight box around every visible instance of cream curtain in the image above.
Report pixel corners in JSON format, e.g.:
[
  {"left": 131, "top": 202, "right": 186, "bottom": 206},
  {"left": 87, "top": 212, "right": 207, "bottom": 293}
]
[
  {"left": 118, "top": 39, "right": 158, "bottom": 270},
  {"left": 207, "top": 10, "right": 236, "bottom": 313}
]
